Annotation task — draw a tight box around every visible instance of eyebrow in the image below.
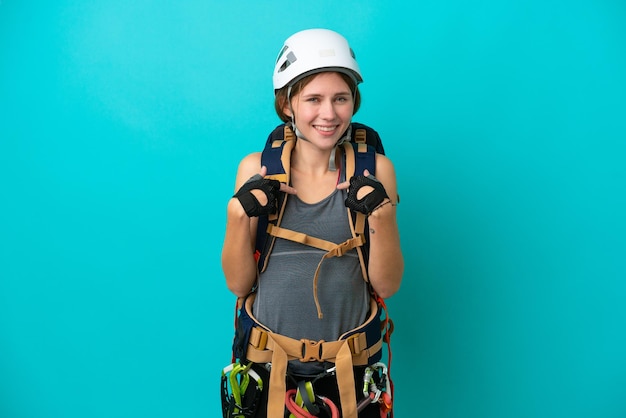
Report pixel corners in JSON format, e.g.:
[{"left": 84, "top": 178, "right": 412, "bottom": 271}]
[{"left": 301, "top": 91, "right": 352, "bottom": 99}]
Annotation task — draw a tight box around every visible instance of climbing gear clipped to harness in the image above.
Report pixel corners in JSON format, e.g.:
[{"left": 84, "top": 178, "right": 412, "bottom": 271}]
[
  {"left": 285, "top": 366, "right": 341, "bottom": 418},
  {"left": 233, "top": 174, "right": 281, "bottom": 217},
  {"left": 286, "top": 388, "right": 340, "bottom": 418},
  {"left": 234, "top": 292, "right": 394, "bottom": 418},
  {"left": 344, "top": 174, "right": 390, "bottom": 215},
  {"left": 221, "top": 361, "right": 263, "bottom": 418},
  {"left": 358, "top": 362, "right": 393, "bottom": 416}
]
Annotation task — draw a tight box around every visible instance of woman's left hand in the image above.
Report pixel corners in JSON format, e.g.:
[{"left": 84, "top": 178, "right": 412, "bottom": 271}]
[{"left": 338, "top": 169, "right": 390, "bottom": 215}]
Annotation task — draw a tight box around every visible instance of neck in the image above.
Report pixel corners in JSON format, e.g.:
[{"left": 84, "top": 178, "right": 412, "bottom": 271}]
[{"left": 291, "top": 140, "right": 340, "bottom": 176}]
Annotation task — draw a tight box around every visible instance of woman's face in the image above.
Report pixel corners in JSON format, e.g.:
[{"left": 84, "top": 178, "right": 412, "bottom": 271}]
[{"left": 286, "top": 72, "right": 354, "bottom": 150}]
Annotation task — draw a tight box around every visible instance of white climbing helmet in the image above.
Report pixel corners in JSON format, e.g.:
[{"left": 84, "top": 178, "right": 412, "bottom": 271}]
[{"left": 272, "top": 28, "right": 363, "bottom": 92}]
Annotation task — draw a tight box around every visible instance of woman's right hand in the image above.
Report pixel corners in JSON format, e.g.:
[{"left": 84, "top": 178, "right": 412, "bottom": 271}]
[{"left": 232, "top": 166, "right": 296, "bottom": 217}]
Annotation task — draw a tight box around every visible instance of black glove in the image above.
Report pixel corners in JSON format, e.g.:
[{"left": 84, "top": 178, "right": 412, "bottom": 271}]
[
  {"left": 233, "top": 174, "right": 281, "bottom": 217},
  {"left": 344, "top": 174, "right": 389, "bottom": 215}
]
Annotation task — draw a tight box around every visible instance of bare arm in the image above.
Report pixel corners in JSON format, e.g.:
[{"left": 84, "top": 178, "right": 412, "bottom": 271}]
[
  {"left": 366, "top": 154, "right": 403, "bottom": 298},
  {"left": 221, "top": 153, "right": 297, "bottom": 297},
  {"left": 221, "top": 153, "right": 262, "bottom": 297},
  {"left": 338, "top": 154, "right": 404, "bottom": 298}
]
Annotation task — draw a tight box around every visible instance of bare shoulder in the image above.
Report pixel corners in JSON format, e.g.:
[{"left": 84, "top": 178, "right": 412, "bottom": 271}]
[
  {"left": 376, "top": 154, "right": 396, "bottom": 179},
  {"left": 238, "top": 152, "right": 262, "bottom": 174},
  {"left": 234, "top": 152, "right": 262, "bottom": 190},
  {"left": 375, "top": 153, "right": 399, "bottom": 203}
]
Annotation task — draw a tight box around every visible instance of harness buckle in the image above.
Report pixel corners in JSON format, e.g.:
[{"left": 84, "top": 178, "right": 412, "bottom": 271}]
[
  {"left": 299, "top": 339, "right": 325, "bottom": 362},
  {"left": 346, "top": 333, "right": 365, "bottom": 355},
  {"left": 249, "top": 327, "right": 268, "bottom": 350}
]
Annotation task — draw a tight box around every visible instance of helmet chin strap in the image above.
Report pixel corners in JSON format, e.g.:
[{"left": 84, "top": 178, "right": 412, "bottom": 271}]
[
  {"left": 287, "top": 85, "right": 311, "bottom": 143},
  {"left": 287, "top": 86, "right": 353, "bottom": 172},
  {"left": 329, "top": 124, "right": 352, "bottom": 171},
  {"left": 289, "top": 120, "right": 352, "bottom": 171}
]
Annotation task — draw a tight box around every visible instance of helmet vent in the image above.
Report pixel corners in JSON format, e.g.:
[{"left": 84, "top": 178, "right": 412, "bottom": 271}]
[
  {"left": 276, "top": 45, "right": 289, "bottom": 63},
  {"left": 278, "top": 51, "right": 297, "bottom": 73}
]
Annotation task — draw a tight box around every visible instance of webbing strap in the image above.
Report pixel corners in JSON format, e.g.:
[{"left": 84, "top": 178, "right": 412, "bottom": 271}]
[
  {"left": 249, "top": 331, "right": 365, "bottom": 418},
  {"left": 354, "top": 127, "right": 367, "bottom": 144},
  {"left": 266, "top": 224, "right": 366, "bottom": 319},
  {"left": 246, "top": 328, "right": 382, "bottom": 365},
  {"left": 336, "top": 342, "right": 357, "bottom": 418},
  {"left": 267, "top": 336, "right": 288, "bottom": 418},
  {"left": 264, "top": 138, "right": 295, "bottom": 222},
  {"left": 260, "top": 333, "right": 360, "bottom": 418},
  {"left": 243, "top": 296, "right": 383, "bottom": 418},
  {"left": 341, "top": 142, "right": 370, "bottom": 282},
  {"left": 245, "top": 296, "right": 383, "bottom": 364},
  {"left": 266, "top": 224, "right": 363, "bottom": 253}
]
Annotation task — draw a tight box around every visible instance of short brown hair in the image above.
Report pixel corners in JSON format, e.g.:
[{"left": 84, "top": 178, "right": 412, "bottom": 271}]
[{"left": 274, "top": 72, "right": 361, "bottom": 123}]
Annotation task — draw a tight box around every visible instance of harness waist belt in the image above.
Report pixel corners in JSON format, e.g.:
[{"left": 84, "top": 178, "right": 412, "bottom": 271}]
[
  {"left": 246, "top": 327, "right": 382, "bottom": 365},
  {"left": 241, "top": 295, "right": 382, "bottom": 418}
]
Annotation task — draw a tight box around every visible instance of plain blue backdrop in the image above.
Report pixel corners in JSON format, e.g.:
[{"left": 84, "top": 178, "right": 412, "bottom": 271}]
[{"left": 1, "top": 1, "right": 625, "bottom": 417}]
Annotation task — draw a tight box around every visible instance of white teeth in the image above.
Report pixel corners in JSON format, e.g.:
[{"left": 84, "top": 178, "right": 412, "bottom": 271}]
[{"left": 315, "top": 126, "right": 336, "bottom": 132}]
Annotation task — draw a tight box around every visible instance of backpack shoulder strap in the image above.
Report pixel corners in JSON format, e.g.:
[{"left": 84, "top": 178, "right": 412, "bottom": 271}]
[
  {"left": 348, "top": 124, "right": 385, "bottom": 283},
  {"left": 256, "top": 124, "right": 295, "bottom": 271},
  {"left": 341, "top": 138, "right": 378, "bottom": 283},
  {"left": 352, "top": 122, "right": 385, "bottom": 155},
  {"left": 262, "top": 124, "right": 295, "bottom": 184}
]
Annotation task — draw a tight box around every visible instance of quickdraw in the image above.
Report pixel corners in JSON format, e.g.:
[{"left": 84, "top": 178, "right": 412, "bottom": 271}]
[
  {"left": 221, "top": 361, "right": 263, "bottom": 418},
  {"left": 285, "top": 388, "right": 340, "bottom": 418},
  {"left": 285, "top": 367, "right": 338, "bottom": 418},
  {"left": 358, "top": 362, "right": 392, "bottom": 417}
]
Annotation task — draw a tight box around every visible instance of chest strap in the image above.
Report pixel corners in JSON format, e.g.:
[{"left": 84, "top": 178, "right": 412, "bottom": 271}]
[{"left": 266, "top": 224, "right": 366, "bottom": 319}]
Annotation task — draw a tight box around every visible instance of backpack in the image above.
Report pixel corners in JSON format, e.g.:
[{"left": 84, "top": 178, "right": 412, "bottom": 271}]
[
  {"left": 255, "top": 122, "right": 385, "bottom": 282},
  {"left": 227, "top": 122, "right": 395, "bottom": 418}
]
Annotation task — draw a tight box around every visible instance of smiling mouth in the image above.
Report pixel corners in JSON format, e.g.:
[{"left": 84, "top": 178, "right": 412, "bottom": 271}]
[{"left": 314, "top": 125, "right": 338, "bottom": 132}]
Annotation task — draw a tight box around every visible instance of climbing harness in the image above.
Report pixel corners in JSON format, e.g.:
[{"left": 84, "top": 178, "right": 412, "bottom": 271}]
[
  {"left": 230, "top": 291, "right": 394, "bottom": 417},
  {"left": 220, "top": 361, "right": 263, "bottom": 418}
]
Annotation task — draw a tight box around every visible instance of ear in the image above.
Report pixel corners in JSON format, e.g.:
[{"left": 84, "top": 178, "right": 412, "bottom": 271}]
[{"left": 282, "top": 102, "right": 292, "bottom": 118}]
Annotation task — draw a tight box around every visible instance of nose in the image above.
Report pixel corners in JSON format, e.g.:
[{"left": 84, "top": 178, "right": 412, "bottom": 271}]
[{"left": 319, "top": 98, "right": 337, "bottom": 120}]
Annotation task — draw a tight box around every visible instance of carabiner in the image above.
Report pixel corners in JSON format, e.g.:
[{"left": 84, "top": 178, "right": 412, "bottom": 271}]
[
  {"left": 221, "top": 361, "right": 263, "bottom": 418},
  {"left": 363, "top": 362, "right": 388, "bottom": 403}
]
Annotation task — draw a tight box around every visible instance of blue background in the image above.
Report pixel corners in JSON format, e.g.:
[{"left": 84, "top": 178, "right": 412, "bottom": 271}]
[{"left": 2, "top": 1, "right": 625, "bottom": 417}]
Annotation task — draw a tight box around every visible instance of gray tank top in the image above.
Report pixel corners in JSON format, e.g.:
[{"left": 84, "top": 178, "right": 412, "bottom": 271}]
[{"left": 253, "top": 187, "right": 370, "bottom": 374}]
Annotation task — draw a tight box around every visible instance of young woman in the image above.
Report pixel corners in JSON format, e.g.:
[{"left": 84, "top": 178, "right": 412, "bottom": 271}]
[{"left": 222, "top": 28, "right": 403, "bottom": 418}]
